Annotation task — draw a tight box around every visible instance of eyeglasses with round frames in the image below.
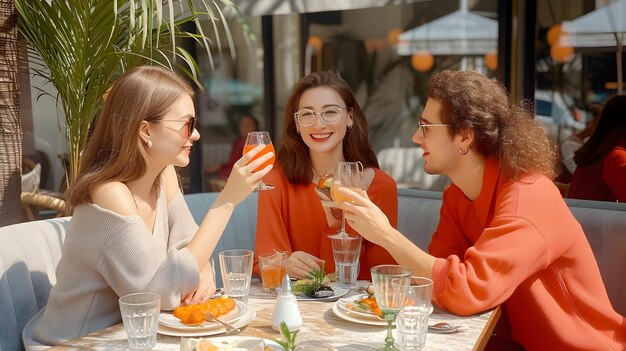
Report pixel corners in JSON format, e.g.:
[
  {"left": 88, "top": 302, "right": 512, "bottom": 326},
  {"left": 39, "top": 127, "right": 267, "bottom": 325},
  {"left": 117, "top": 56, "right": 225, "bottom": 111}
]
[
  {"left": 294, "top": 106, "right": 351, "bottom": 127},
  {"left": 418, "top": 119, "right": 450, "bottom": 137},
  {"left": 161, "top": 116, "right": 197, "bottom": 137}
]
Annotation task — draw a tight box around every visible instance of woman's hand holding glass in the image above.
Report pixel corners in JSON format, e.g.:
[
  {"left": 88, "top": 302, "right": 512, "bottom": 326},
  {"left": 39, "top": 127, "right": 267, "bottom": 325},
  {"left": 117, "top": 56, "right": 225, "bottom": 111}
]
[{"left": 219, "top": 144, "right": 273, "bottom": 206}]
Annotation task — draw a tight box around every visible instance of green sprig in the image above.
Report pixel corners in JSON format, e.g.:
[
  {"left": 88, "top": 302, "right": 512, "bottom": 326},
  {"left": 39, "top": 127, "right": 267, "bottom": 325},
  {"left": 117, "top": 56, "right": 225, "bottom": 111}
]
[{"left": 273, "top": 321, "right": 299, "bottom": 351}]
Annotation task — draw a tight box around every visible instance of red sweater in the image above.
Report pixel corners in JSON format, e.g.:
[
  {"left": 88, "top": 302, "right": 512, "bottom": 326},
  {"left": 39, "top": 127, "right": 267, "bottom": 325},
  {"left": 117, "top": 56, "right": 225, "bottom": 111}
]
[
  {"left": 429, "top": 157, "right": 626, "bottom": 350},
  {"left": 569, "top": 139, "right": 626, "bottom": 202},
  {"left": 254, "top": 167, "right": 398, "bottom": 279}
]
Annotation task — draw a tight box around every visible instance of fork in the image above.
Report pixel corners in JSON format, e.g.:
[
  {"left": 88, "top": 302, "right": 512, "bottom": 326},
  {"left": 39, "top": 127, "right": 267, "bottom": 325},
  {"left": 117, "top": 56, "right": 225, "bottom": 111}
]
[{"left": 204, "top": 312, "right": 241, "bottom": 334}]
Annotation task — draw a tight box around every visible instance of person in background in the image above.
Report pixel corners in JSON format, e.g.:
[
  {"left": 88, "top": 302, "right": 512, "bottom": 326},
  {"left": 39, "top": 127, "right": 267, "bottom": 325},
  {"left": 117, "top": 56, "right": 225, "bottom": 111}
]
[
  {"left": 557, "top": 101, "right": 603, "bottom": 183},
  {"left": 568, "top": 95, "right": 626, "bottom": 202},
  {"left": 23, "top": 66, "right": 273, "bottom": 348},
  {"left": 205, "top": 114, "right": 259, "bottom": 180},
  {"left": 254, "top": 71, "right": 398, "bottom": 279},
  {"left": 332, "top": 70, "right": 625, "bottom": 350}
]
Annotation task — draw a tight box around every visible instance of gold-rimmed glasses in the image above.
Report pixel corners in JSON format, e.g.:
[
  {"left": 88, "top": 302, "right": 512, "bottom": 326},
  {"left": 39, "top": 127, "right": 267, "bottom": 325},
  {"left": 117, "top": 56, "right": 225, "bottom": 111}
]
[
  {"left": 417, "top": 119, "right": 449, "bottom": 137},
  {"left": 161, "top": 116, "right": 197, "bottom": 137},
  {"left": 294, "top": 105, "right": 351, "bottom": 126}
]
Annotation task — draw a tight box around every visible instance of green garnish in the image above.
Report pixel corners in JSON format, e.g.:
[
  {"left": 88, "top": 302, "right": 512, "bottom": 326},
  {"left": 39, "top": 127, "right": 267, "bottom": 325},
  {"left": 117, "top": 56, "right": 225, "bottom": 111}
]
[
  {"left": 291, "top": 262, "right": 330, "bottom": 296},
  {"left": 273, "top": 321, "right": 299, "bottom": 351}
]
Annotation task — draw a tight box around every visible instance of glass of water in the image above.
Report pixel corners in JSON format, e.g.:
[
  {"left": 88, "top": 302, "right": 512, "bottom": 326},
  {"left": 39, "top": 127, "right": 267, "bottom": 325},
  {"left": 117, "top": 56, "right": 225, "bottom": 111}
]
[
  {"left": 328, "top": 233, "right": 362, "bottom": 287},
  {"left": 396, "top": 277, "right": 433, "bottom": 350},
  {"left": 219, "top": 249, "right": 254, "bottom": 303},
  {"left": 119, "top": 292, "right": 160, "bottom": 350}
]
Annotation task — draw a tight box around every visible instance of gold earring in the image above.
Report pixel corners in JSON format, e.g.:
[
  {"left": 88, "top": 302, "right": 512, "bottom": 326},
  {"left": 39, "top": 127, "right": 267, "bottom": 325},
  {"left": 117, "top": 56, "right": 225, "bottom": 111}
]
[
  {"left": 347, "top": 124, "right": 353, "bottom": 130},
  {"left": 459, "top": 147, "right": 469, "bottom": 155}
]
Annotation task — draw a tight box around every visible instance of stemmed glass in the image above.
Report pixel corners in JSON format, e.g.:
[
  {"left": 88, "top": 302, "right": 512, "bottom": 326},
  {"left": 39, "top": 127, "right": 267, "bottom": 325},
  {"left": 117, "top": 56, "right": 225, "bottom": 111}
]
[
  {"left": 370, "top": 265, "right": 413, "bottom": 351},
  {"left": 243, "top": 131, "right": 275, "bottom": 190},
  {"left": 330, "top": 161, "right": 364, "bottom": 235}
]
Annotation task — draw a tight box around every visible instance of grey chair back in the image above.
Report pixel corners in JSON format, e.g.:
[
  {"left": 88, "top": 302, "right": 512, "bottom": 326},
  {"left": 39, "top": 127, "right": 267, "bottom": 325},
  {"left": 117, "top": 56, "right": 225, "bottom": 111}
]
[{"left": 0, "top": 218, "right": 70, "bottom": 351}]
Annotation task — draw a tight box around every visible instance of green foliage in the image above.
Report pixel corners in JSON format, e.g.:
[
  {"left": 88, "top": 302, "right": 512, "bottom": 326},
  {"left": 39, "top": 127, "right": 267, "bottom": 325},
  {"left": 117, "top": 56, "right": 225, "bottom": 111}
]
[
  {"left": 273, "top": 321, "right": 299, "bottom": 351},
  {"left": 291, "top": 262, "right": 327, "bottom": 296},
  {"left": 14, "top": 0, "right": 243, "bottom": 186}
]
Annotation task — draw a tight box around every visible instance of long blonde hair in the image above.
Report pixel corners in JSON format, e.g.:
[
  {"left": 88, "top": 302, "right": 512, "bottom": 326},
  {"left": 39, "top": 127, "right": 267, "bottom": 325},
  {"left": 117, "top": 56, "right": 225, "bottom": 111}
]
[{"left": 66, "top": 65, "right": 194, "bottom": 209}]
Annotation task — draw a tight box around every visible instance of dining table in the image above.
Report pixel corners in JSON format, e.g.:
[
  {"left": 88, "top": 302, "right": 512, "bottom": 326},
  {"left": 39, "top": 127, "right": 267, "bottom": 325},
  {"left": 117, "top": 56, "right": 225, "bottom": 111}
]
[{"left": 47, "top": 280, "right": 500, "bottom": 351}]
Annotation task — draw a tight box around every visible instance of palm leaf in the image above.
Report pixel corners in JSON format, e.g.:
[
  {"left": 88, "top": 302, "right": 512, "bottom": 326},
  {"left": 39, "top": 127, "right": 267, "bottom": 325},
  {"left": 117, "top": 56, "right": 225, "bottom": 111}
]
[{"left": 15, "top": 0, "right": 242, "bottom": 187}]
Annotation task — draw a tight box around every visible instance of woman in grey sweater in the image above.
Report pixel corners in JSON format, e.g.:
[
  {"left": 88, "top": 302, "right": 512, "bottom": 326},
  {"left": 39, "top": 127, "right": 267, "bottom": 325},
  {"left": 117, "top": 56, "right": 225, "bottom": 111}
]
[{"left": 23, "top": 66, "right": 273, "bottom": 348}]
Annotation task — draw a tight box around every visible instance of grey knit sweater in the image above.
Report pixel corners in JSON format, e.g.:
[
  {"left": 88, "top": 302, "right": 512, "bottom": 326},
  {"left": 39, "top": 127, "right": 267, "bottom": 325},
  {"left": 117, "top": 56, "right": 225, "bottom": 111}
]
[{"left": 24, "top": 188, "right": 200, "bottom": 347}]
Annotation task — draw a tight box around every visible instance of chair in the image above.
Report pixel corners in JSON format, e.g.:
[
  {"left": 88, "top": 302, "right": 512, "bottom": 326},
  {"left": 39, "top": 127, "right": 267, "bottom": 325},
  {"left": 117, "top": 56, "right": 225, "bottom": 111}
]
[
  {"left": 20, "top": 192, "right": 67, "bottom": 221},
  {"left": 0, "top": 217, "right": 70, "bottom": 351}
]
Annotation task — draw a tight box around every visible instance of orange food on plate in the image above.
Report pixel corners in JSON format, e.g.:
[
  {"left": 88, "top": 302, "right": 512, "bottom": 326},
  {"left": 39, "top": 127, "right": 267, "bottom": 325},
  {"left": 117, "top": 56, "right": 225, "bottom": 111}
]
[{"left": 173, "top": 296, "right": 236, "bottom": 325}]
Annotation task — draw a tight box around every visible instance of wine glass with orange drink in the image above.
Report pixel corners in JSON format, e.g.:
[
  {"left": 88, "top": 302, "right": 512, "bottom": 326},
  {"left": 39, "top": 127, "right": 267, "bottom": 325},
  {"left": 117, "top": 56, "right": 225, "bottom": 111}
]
[
  {"left": 243, "top": 131, "right": 275, "bottom": 190},
  {"left": 331, "top": 161, "right": 364, "bottom": 235}
]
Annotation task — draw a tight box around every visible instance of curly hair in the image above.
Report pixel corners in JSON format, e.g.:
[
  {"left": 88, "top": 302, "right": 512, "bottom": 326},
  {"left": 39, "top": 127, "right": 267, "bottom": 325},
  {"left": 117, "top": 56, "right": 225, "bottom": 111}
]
[
  {"left": 277, "top": 71, "right": 379, "bottom": 185},
  {"left": 429, "top": 70, "right": 557, "bottom": 179}
]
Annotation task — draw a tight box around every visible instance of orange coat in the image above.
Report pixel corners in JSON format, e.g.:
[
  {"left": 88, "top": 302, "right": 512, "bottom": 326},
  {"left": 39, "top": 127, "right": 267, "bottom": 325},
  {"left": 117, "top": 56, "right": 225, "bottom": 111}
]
[
  {"left": 254, "top": 167, "right": 398, "bottom": 280},
  {"left": 429, "top": 157, "right": 626, "bottom": 350}
]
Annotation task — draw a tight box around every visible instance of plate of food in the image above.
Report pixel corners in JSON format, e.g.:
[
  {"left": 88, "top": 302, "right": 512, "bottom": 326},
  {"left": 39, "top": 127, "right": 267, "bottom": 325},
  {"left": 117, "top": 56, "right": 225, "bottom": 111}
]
[
  {"left": 332, "top": 294, "right": 388, "bottom": 326},
  {"left": 159, "top": 296, "right": 248, "bottom": 331},
  {"left": 158, "top": 308, "right": 256, "bottom": 337},
  {"left": 291, "top": 264, "right": 348, "bottom": 302},
  {"left": 180, "top": 336, "right": 284, "bottom": 351},
  {"left": 336, "top": 294, "right": 383, "bottom": 320}
]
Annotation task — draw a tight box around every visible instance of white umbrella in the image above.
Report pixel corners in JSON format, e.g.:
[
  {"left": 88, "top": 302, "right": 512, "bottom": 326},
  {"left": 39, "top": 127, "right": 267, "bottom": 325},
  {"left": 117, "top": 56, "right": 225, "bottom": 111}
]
[
  {"left": 560, "top": 0, "right": 625, "bottom": 93},
  {"left": 395, "top": 0, "right": 497, "bottom": 56},
  {"left": 561, "top": 0, "right": 626, "bottom": 48}
]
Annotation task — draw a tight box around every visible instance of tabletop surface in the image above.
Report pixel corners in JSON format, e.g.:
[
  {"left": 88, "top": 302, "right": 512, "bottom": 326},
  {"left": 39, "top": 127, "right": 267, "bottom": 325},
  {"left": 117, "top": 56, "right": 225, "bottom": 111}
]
[{"left": 49, "top": 282, "right": 497, "bottom": 351}]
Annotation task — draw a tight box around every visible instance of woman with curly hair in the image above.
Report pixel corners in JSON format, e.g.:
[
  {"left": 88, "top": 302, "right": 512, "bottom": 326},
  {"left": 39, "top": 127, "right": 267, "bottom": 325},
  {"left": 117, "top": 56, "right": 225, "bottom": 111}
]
[
  {"left": 254, "top": 71, "right": 398, "bottom": 280},
  {"left": 333, "top": 70, "right": 625, "bottom": 350}
]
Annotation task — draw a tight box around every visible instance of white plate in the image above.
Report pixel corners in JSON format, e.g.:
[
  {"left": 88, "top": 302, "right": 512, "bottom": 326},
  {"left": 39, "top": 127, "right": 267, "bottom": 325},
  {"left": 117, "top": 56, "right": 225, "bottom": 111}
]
[
  {"left": 158, "top": 307, "right": 256, "bottom": 337},
  {"left": 183, "top": 336, "right": 284, "bottom": 350},
  {"left": 296, "top": 287, "right": 350, "bottom": 302},
  {"left": 159, "top": 300, "right": 248, "bottom": 331},
  {"left": 332, "top": 298, "right": 389, "bottom": 326},
  {"left": 336, "top": 294, "right": 383, "bottom": 321}
]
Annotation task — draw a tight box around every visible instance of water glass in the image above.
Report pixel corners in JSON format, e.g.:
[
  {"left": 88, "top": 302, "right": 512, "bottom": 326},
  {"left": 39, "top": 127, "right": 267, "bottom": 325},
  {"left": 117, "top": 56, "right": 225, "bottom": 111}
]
[
  {"left": 396, "top": 277, "right": 433, "bottom": 350},
  {"left": 219, "top": 249, "right": 254, "bottom": 302},
  {"left": 119, "top": 292, "right": 161, "bottom": 350},
  {"left": 328, "top": 233, "right": 362, "bottom": 287},
  {"left": 259, "top": 251, "right": 288, "bottom": 292}
]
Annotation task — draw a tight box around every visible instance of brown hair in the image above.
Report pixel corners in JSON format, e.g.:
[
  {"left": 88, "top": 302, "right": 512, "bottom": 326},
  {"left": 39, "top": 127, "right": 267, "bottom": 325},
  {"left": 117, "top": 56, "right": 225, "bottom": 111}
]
[
  {"left": 429, "top": 70, "right": 556, "bottom": 179},
  {"left": 574, "top": 95, "right": 626, "bottom": 167},
  {"left": 66, "top": 65, "right": 194, "bottom": 209},
  {"left": 277, "top": 71, "right": 379, "bottom": 185}
]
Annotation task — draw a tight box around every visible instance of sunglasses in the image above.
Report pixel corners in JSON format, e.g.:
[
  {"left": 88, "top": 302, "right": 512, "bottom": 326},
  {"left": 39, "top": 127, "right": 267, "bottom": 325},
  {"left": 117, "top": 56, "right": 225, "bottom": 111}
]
[{"left": 161, "top": 116, "right": 197, "bottom": 137}]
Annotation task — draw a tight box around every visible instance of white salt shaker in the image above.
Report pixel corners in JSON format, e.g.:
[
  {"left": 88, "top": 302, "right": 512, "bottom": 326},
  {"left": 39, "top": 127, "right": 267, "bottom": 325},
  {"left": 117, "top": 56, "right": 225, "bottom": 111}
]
[{"left": 270, "top": 274, "right": 302, "bottom": 332}]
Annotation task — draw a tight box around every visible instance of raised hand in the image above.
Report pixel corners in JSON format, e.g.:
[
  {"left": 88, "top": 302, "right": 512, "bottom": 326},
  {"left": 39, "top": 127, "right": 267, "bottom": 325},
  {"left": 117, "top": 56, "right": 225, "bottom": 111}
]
[
  {"left": 322, "top": 187, "right": 392, "bottom": 247},
  {"left": 217, "top": 144, "right": 273, "bottom": 206}
]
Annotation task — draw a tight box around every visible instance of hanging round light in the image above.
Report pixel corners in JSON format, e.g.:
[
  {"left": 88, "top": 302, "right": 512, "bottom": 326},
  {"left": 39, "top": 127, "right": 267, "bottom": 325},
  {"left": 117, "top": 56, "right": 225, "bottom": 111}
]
[
  {"left": 550, "top": 44, "right": 574, "bottom": 63},
  {"left": 484, "top": 50, "right": 498, "bottom": 70},
  {"left": 307, "top": 36, "right": 323, "bottom": 51},
  {"left": 411, "top": 51, "right": 434, "bottom": 72},
  {"left": 387, "top": 28, "right": 403, "bottom": 45},
  {"left": 546, "top": 24, "right": 562, "bottom": 46}
]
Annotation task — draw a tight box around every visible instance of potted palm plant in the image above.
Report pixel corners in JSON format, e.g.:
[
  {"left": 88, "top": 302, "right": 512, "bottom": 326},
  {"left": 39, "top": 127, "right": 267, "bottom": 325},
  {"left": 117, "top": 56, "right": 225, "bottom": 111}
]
[{"left": 15, "top": 0, "right": 242, "bottom": 188}]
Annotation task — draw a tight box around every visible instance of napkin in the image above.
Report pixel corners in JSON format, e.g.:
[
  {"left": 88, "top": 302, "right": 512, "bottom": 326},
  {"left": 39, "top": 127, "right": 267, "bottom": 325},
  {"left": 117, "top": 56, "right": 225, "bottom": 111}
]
[{"left": 180, "top": 337, "right": 266, "bottom": 351}]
